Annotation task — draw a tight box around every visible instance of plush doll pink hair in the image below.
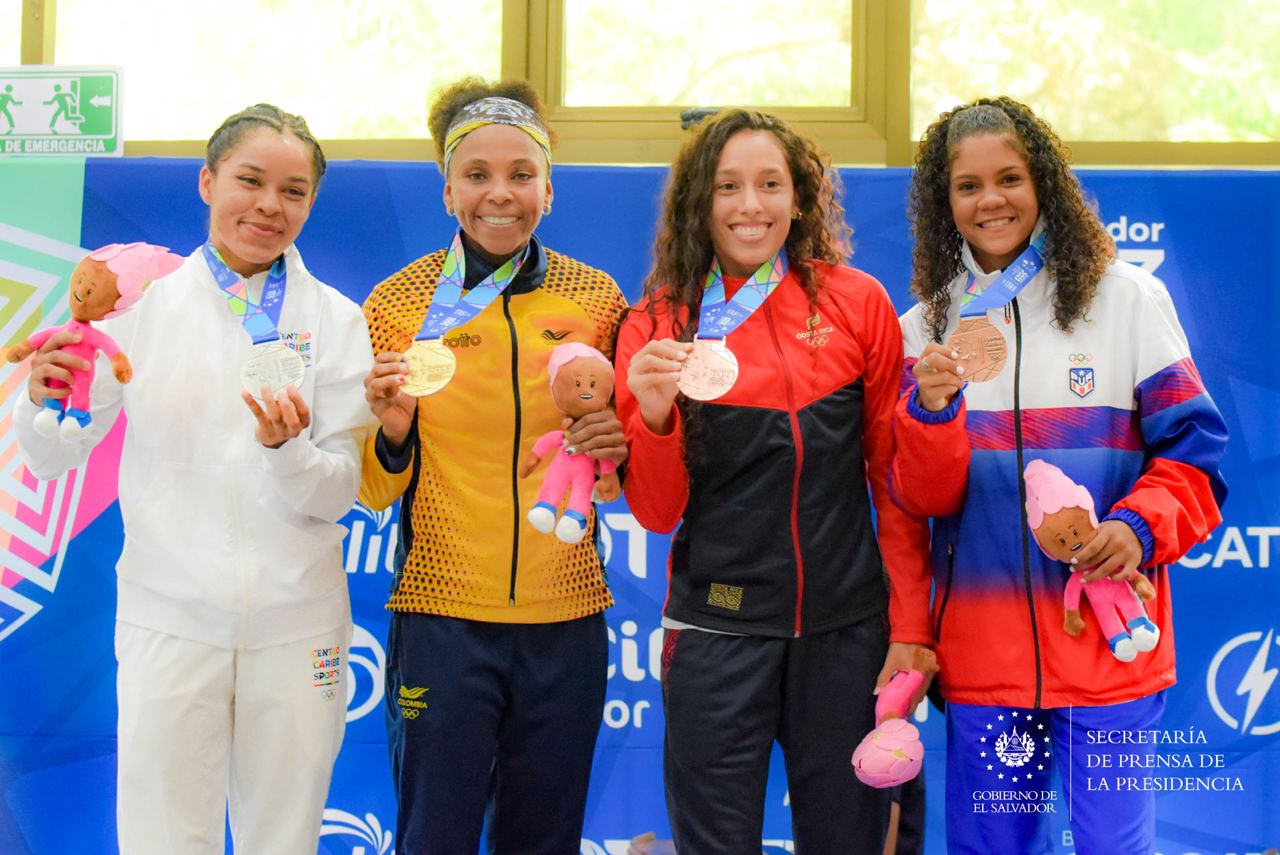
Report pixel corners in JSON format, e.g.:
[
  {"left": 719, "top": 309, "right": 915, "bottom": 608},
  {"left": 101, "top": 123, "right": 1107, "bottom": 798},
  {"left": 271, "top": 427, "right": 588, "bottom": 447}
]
[
  {"left": 1024, "top": 459, "right": 1097, "bottom": 531},
  {"left": 545, "top": 341, "right": 608, "bottom": 382},
  {"left": 93, "top": 243, "right": 184, "bottom": 317},
  {"left": 3, "top": 242, "right": 184, "bottom": 439},
  {"left": 1024, "top": 460, "right": 1159, "bottom": 662},
  {"left": 851, "top": 669, "right": 925, "bottom": 788},
  {"left": 519, "top": 342, "right": 621, "bottom": 543}
]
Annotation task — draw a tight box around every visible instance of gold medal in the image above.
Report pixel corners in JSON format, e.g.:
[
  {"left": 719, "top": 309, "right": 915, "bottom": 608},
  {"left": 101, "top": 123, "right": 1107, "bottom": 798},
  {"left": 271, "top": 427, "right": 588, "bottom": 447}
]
[
  {"left": 946, "top": 317, "right": 1008, "bottom": 383},
  {"left": 240, "top": 341, "right": 306, "bottom": 399},
  {"left": 403, "top": 339, "right": 457, "bottom": 397},
  {"left": 678, "top": 339, "right": 740, "bottom": 402}
]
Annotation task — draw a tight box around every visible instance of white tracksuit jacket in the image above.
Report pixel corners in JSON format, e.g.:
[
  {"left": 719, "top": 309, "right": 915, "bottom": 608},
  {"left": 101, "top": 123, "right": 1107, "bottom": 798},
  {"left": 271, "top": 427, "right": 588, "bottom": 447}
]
[{"left": 14, "top": 246, "right": 373, "bottom": 649}]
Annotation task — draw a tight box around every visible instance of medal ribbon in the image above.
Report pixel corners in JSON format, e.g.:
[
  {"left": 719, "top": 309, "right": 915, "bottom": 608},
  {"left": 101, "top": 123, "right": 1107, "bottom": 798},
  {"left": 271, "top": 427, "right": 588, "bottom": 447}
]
[
  {"left": 417, "top": 230, "right": 530, "bottom": 340},
  {"left": 696, "top": 250, "right": 789, "bottom": 340},
  {"left": 957, "top": 232, "right": 1047, "bottom": 318},
  {"left": 202, "top": 242, "right": 288, "bottom": 344}
]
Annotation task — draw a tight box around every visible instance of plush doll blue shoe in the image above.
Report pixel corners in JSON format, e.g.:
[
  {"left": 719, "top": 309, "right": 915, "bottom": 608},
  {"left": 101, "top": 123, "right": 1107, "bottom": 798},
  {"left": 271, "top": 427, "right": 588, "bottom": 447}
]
[
  {"left": 527, "top": 501, "right": 557, "bottom": 534},
  {"left": 1107, "top": 632, "right": 1138, "bottom": 663},
  {"left": 1128, "top": 615, "right": 1160, "bottom": 652},
  {"left": 554, "top": 509, "right": 588, "bottom": 544}
]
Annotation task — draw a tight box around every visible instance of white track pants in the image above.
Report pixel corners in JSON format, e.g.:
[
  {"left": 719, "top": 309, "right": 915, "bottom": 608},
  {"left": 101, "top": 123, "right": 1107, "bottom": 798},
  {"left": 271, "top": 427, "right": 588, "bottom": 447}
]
[{"left": 115, "top": 621, "right": 351, "bottom": 855}]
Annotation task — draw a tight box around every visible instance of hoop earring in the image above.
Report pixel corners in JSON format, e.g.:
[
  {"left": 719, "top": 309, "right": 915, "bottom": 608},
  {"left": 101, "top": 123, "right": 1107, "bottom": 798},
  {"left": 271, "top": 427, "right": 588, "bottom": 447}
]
[{"left": 446, "top": 207, "right": 456, "bottom": 217}]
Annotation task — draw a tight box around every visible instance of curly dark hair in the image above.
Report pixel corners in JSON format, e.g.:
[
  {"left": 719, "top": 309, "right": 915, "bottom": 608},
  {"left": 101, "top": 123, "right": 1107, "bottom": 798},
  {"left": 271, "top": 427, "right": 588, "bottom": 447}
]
[
  {"left": 426, "top": 77, "right": 557, "bottom": 172},
  {"left": 909, "top": 96, "right": 1114, "bottom": 341},
  {"left": 633, "top": 109, "right": 851, "bottom": 459},
  {"left": 642, "top": 109, "right": 851, "bottom": 339}
]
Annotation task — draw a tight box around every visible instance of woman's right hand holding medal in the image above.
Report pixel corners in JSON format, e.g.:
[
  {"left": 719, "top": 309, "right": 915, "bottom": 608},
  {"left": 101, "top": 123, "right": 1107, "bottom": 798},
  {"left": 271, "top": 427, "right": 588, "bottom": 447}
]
[
  {"left": 626, "top": 338, "right": 693, "bottom": 435},
  {"left": 912, "top": 342, "right": 965, "bottom": 413},
  {"left": 365, "top": 351, "right": 417, "bottom": 448}
]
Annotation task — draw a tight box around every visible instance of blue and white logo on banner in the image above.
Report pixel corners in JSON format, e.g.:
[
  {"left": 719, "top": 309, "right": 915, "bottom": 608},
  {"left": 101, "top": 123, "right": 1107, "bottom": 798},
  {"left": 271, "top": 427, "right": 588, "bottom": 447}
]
[
  {"left": 346, "top": 622, "right": 386, "bottom": 723},
  {"left": 1207, "top": 629, "right": 1280, "bottom": 736},
  {"left": 320, "top": 809, "right": 394, "bottom": 854}
]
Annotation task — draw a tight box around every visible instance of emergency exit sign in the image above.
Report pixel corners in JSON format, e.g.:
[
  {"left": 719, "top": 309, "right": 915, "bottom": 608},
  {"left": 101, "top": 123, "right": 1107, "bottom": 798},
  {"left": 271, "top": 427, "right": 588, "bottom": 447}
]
[{"left": 0, "top": 66, "right": 121, "bottom": 156}]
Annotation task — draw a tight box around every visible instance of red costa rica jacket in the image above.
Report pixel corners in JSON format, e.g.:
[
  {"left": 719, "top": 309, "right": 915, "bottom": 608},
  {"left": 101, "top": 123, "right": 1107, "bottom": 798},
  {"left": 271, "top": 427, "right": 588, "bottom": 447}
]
[{"left": 615, "top": 262, "right": 933, "bottom": 641}]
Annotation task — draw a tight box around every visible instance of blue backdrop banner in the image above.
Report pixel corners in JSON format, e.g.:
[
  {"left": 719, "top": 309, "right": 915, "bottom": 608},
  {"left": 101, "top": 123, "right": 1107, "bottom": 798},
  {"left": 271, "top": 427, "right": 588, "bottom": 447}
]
[{"left": 0, "top": 158, "right": 1276, "bottom": 854}]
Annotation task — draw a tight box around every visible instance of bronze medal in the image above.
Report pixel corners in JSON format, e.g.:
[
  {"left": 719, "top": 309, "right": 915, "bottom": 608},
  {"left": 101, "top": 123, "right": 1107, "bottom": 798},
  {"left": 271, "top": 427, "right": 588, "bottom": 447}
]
[
  {"left": 240, "top": 341, "right": 306, "bottom": 399},
  {"left": 678, "top": 339, "right": 740, "bottom": 402},
  {"left": 946, "top": 317, "right": 1008, "bottom": 383},
  {"left": 403, "top": 339, "right": 457, "bottom": 397}
]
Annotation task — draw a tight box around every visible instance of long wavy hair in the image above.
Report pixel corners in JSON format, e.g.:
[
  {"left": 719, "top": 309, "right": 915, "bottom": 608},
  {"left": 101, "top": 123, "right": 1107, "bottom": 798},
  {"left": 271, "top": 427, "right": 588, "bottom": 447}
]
[
  {"left": 909, "top": 96, "right": 1114, "bottom": 341},
  {"left": 642, "top": 109, "right": 851, "bottom": 340},
  {"left": 633, "top": 109, "right": 850, "bottom": 458}
]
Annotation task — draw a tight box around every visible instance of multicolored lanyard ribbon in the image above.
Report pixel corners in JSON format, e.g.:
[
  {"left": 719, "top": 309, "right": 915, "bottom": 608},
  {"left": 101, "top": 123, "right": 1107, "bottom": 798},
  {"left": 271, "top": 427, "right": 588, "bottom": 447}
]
[
  {"left": 957, "top": 232, "right": 1047, "bottom": 318},
  {"left": 202, "top": 242, "right": 288, "bottom": 344},
  {"left": 696, "top": 250, "right": 789, "bottom": 339},
  {"left": 417, "top": 230, "right": 531, "bottom": 340}
]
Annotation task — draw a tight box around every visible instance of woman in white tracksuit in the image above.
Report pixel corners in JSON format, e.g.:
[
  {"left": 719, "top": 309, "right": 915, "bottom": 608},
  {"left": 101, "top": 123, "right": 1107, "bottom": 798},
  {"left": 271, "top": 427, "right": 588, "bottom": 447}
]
[{"left": 13, "top": 104, "right": 373, "bottom": 854}]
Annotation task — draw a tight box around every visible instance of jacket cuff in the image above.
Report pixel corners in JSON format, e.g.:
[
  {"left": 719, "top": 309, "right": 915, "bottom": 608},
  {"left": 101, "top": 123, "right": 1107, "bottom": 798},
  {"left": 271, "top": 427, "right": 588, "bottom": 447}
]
[
  {"left": 888, "top": 591, "right": 935, "bottom": 646},
  {"left": 16, "top": 390, "right": 39, "bottom": 418},
  {"left": 1103, "top": 507, "right": 1156, "bottom": 566},
  {"left": 888, "top": 626, "right": 936, "bottom": 646},
  {"left": 260, "top": 434, "right": 311, "bottom": 476},
  {"left": 906, "top": 384, "right": 965, "bottom": 425},
  {"left": 375, "top": 427, "right": 416, "bottom": 474},
  {"left": 631, "top": 405, "right": 683, "bottom": 445}
]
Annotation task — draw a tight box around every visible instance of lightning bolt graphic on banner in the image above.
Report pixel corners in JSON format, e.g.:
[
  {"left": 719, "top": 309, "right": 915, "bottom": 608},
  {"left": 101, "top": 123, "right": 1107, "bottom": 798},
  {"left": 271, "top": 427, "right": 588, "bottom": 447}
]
[{"left": 1235, "top": 628, "right": 1278, "bottom": 734}]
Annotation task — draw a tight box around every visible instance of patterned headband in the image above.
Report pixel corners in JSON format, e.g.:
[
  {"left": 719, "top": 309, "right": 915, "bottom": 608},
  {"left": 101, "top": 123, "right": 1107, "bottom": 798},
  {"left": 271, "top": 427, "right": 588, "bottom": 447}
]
[{"left": 442, "top": 96, "right": 552, "bottom": 176}]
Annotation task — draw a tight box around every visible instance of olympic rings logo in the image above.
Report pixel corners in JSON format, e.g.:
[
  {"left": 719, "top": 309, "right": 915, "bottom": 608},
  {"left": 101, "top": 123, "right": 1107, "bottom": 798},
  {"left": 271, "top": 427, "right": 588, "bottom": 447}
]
[
  {"left": 401, "top": 708, "right": 420, "bottom": 720},
  {"left": 1068, "top": 353, "right": 1092, "bottom": 365}
]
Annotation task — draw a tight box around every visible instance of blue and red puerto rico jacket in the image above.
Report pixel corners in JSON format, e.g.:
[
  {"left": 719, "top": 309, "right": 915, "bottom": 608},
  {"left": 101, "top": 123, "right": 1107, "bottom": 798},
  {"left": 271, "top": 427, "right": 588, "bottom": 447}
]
[{"left": 893, "top": 245, "right": 1227, "bottom": 708}]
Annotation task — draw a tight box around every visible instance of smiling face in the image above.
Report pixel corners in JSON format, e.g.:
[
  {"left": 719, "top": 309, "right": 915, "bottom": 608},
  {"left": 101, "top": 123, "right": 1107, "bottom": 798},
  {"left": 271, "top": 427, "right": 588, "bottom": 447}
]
[
  {"left": 198, "top": 127, "right": 316, "bottom": 277},
  {"left": 948, "top": 132, "right": 1040, "bottom": 273},
  {"left": 1032, "top": 505, "right": 1098, "bottom": 565},
  {"left": 709, "top": 129, "right": 796, "bottom": 278},
  {"left": 551, "top": 356, "right": 614, "bottom": 419},
  {"left": 443, "top": 123, "right": 551, "bottom": 267},
  {"left": 68, "top": 257, "right": 121, "bottom": 322}
]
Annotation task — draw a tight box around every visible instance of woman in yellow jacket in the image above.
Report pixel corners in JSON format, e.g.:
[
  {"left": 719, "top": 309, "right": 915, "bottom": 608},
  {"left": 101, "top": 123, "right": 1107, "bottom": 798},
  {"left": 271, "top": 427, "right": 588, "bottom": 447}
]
[{"left": 358, "top": 77, "right": 628, "bottom": 855}]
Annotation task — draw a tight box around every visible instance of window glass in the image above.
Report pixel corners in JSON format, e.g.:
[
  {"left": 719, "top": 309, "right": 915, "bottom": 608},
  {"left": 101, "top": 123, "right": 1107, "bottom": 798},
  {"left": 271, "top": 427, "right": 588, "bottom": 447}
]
[
  {"left": 55, "top": 0, "right": 502, "bottom": 140},
  {"left": 1, "top": 1, "right": 20, "bottom": 66},
  {"left": 564, "top": 0, "right": 853, "bottom": 108},
  {"left": 911, "top": 0, "right": 1280, "bottom": 142}
]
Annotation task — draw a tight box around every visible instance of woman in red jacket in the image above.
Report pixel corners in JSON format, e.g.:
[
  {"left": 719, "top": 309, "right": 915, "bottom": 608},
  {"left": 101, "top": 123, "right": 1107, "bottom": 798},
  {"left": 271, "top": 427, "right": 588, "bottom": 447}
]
[{"left": 615, "top": 108, "right": 935, "bottom": 854}]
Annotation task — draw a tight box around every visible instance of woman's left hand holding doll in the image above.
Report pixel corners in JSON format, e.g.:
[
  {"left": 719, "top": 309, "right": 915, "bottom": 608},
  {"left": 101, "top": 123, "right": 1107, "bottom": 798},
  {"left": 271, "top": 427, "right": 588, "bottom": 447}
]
[{"left": 1078, "top": 520, "right": 1144, "bottom": 583}]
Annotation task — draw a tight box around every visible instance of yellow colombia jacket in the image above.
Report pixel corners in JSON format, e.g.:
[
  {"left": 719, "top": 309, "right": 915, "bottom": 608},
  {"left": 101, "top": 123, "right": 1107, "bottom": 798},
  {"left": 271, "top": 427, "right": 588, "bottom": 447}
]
[{"left": 360, "top": 239, "right": 628, "bottom": 623}]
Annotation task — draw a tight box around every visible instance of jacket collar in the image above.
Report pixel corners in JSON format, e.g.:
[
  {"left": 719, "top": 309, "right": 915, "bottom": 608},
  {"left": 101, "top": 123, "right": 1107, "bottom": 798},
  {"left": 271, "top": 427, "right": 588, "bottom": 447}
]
[
  {"left": 957, "top": 217, "right": 1052, "bottom": 311},
  {"left": 460, "top": 233, "right": 549, "bottom": 296},
  {"left": 194, "top": 243, "right": 307, "bottom": 291}
]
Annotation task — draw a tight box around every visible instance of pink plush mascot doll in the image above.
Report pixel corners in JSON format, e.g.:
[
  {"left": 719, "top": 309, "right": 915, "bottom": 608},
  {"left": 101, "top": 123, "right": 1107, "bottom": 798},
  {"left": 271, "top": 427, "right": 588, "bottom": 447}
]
[
  {"left": 1024, "top": 460, "right": 1159, "bottom": 663},
  {"left": 3, "top": 243, "right": 183, "bottom": 439},
  {"left": 851, "top": 669, "right": 926, "bottom": 788},
  {"left": 520, "top": 342, "right": 622, "bottom": 543}
]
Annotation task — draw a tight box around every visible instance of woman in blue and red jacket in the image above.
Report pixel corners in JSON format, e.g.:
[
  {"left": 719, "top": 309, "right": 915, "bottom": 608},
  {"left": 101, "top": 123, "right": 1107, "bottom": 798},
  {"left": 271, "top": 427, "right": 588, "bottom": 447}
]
[
  {"left": 894, "top": 97, "right": 1228, "bottom": 855},
  {"left": 616, "top": 109, "right": 935, "bottom": 854}
]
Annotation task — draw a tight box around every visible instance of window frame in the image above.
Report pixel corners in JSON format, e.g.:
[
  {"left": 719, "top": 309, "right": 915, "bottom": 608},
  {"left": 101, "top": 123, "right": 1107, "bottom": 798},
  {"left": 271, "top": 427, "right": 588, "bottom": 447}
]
[
  {"left": 517, "top": 0, "right": 906, "bottom": 166},
  {"left": 14, "top": 0, "right": 1279, "bottom": 166}
]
